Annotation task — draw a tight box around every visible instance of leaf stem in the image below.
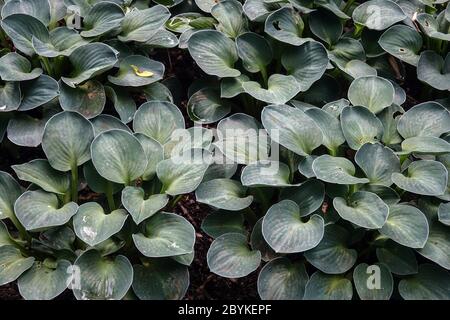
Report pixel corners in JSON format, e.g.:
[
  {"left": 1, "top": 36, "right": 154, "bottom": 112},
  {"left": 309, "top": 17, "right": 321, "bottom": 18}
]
[
  {"left": 71, "top": 165, "right": 78, "bottom": 203},
  {"left": 106, "top": 182, "right": 116, "bottom": 211},
  {"left": 39, "top": 56, "right": 54, "bottom": 77},
  {"left": 8, "top": 213, "right": 30, "bottom": 243},
  {"left": 169, "top": 194, "right": 183, "bottom": 209},
  {"left": 343, "top": 0, "right": 357, "bottom": 14},
  {"left": 260, "top": 65, "right": 268, "bottom": 87}
]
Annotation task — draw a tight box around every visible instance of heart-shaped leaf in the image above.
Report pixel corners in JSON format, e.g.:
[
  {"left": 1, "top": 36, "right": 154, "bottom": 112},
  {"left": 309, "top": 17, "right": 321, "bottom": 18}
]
[
  {"left": 212, "top": 0, "right": 248, "bottom": 38},
  {"left": 380, "top": 204, "right": 429, "bottom": 249},
  {"left": 401, "top": 136, "right": 450, "bottom": 155},
  {"left": 303, "top": 272, "right": 353, "bottom": 300},
  {"left": 83, "top": 161, "right": 122, "bottom": 195},
  {"left": 0, "top": 82, "right": 21, "bottom": 112},
  {"left": 348, "top": 76, "right": 395, "bottom": 114},
  {"left": 18, "top": 259, "right": 71, "bottom": 300},
  {"left": 132, "top": 259, "right": 189, "bottom": 300},
  {"left": 329, "top": 37, "right": 365, "bottom": 69},
  {"left": 14, "top": 190, "right": 78, "bottom": 231},
  {"left": 416, "top": 13, "right": 450, "bottom": 42},
  {"left": 0, "top": 245, "right": 34, "bottom": 285},
  {"left": 61, "top": 43, "right": 118, "bottom": 88},
  {"left": 0, "top": 171, "right": 23, "bottom": 220},
  {"left": 279, "top": 179, "right": 325, "bottom": 216},
  {"left": 312, "top": 155, "right": 370, "bottom": 185},
  {"left": 188, "top": 30, "right": 240, "bottom": 77},
  {"left": 19, "top": 75, "right": 59, "bottom": 111},
  {"left": 73, "top": 250, "right": 133, "bottom": 300},
  {"left": 59, "top": 80, "right": 105, "bottom": 119},
  {"left": 341, "top": 106, "right": 384, "bottom": 150},
  {"left": 355, "top": 143, "right": 400, "bottom": 186},
  {"left": 108, "top": 55, "right": 164, "bottom": 87},
  {"left": 257, "top": 257, "right": 309, "bottom": 300},
  {"left": 353, "top": 263, "right": 393, "bottom": 300},
  {"left": 376, "top": 240, "right": 418, "bottom": 275},
  {"left": 379, "top": 25, "right": 422, "bottom": 66},
  {"left": 122, "top": 187, "right": 169, "bottom": 224},
  {"left": 187, "top": 88, "right": 232, "bottom": 124},
  {"left": 417, "top": 223, "right": 450, "bottom": 270},
  {"left": 1, "top": 0, "right": 51, "bottom": 25},
  {"left": 201, "top": 211, "right": 246, "bottom": 238},
  {"left": 91, "top": 129, "right": 147, "bottom": 185},
  {"left": 352, "top": 0, "right": 406, "bottom": 30},
  {"left": 32, "top": 27, "right": 89, "bottom": 58},
  {"left": 81, "top": 2, "right": 124, "bottom": 38},
  {"left": 399, "top": 264, "right": 450, "bottom": 300},
  {"left": 132, "top": 212, "right": 195, "bottom": 257},
  {"left": 309, "top": 8, "right": 342, "bottom": 45},
  {"left": 262, "top": 104, "right": 323, "bottom": 156},
  {"left": 333, "top": 191, "right": 389, "bottom": 229},
  {"left": 42, "top": 111, "right": 94, "bottom": 171},
  {"left": 91, "top": 115, "right": 132, "bottom": 137},
  {"left": 262, "top": 200, "right": 324, "bottom": 253},
  {"left": 391, "top": 160, "right": 448, "bottom": 196},
  {"left": 417, "top": 51, "right": 450, "bottom": 91},
  {"left": 236, "top": 32, "right": 272, "bottom": 73},
  {"left": 133, "top": 101, "right": 185, "bottom": 145},
  {"left": 207, "top": 232, "right": 261, "bottom": 278},
  {"left": 12, "top": 159, "right": 70, "bottom": 195},
  {"left": 104, "top": 85, "right": 136, "bottom": 123},
  {"left": 281, "top": 41, "right": 329, "bottom": 92},
  {"left": 304, "top": 224, "right": 357, "bottom": 274},
  {"left": 241, "top": 161, "right": 297, "bottom": 187},
  {"left": 196, "top": 178, "right": 253, "bottom": 211},
  {"left": 73, "top": 202, "right": 128, "bottom": 247},
  {"left": 0, "top": 52, "right": 42, "bottom": 81}
]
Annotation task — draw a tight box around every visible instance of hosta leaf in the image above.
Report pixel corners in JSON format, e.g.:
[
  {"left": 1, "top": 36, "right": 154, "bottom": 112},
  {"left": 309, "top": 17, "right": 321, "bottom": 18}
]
[
  {"left": 81, "top": 2, "right": 124, "bottom": 38},
  {"left": 241, "top": 161, "right": 297, "bottom": 187},
  {"left": 118, "top": 5, "right": 170, "bottom": 43},
  {"left": 341, "top": 106, "right": 384, "bottom": 150},
  {"left": 309, "top": 8, "right": 342, "bottom": 45},
  {"left": 1, "top": 14, "right": 49, "bottom": 56},
  {"left": 196, "top": 178, "right": 253, "bottom": 211},
  {"left": 61, "top": 43, "right": 118, "bottom": 88},
  {"left": 18, "top": 260, "right": 71, "bottom": 300},
  {"left": 379, "top": 25, "right": 422, "bottom": 66},
  {"left": 0, "top": 171, "right": 22, "bottom": 220},
  {"left": 281, "top": 41, "right": 329, "bottom": 92},
  {"left": 42, "top": 111, "right": 94, "bottom": 171},
  {"left": 0, "top": 245, "right": 34, "bottom": 285},
  {"left": 416, "top": 13, "right": 450, "bottom": 42},
  {"left": 73, "top": 202, "right": 128, "bottom": 247},
  {"left": 157, "top": 149, "right": 212, "bottom": 196},
  {"left": 315, "top": 0, "right": 349, "bottom": 19},
  {"left": 201, "top": 211, "right": 246, "bottom": 238},
  {"left": 133, "top": 101, "right": 185, "bottom": 145},
  {"left": 342, "top": 60, "right": 378, "bottom": 79},
  {"left": 380, "top": 204, "right": 429, "bottom": 249},
  {"left": 19, "top": 75, "right": 59, "bottom": 111},
  {"left": 401, "top": 136, "right": 450, "bottom": 155},
  {"left": 352, "top": 0, "right": 406, "bottom": 30},
  {"left": 211, "top": 0, "right": 248, "bottom": 38},
  {"left": 73, "top": 250, "right": 133, "bottom": 300},
  {"left": 91, "top": 130, "right": 147, "bottom": 185},
  {"left": 221, "top": 74, "right": 250, "bottom": 98},
  {"left": 144, "top": 28, "right": 179, "bottom": 48},
  {"left": 397, "top": 102, "right": 450, "bottom": 139},
  {"left": 39, "top": 226, "right": 76, "bottom": 251},
  {"left": 0, "top": 221, "right": 14, "bottom": 247},
  {"left": 122, "top": 187, "right": 169, "bottom": 224},
  {"left": 91, "top": 115, "right": 131, "bottom": 137},
  {"left": 378, "top": 104, "right": 403, "bottom": 145},
  {"left": 355, "top": 143, "right": 400, "bottom": 186},
  {"left": 0, "top": 82, "right": 21, "bottom": 112},
  {"left": 417, "top": 223, "right": 450, "bottom": 270},
  {"left": 257, "top": 258, "right": 309, "bottom": 300},
  {"left": 303, "top": 108, "right": 344, "bottom": 152},
  {"left": 304, "top": 224, "right": 357, "bottom": 274},
  {"left": 32, "top": 27, "right": 89, "bottom": 58},
  {"left": 329, "top": 37, "right": 365, "bottom": 69},
  {"left": 298, "top": 155, "right": 317, "bottom": 178},
  {"left": 303, "top": 272, "right": 353, "bottom": 300},
  {"left": 132, "top": 259, "right": 189, "bottom": 300},
  {"left": 391, "top": 160, "right": 448, "bottom": 196},
  {"left": 142, "top": 82, "right": 173, "bottom": 103},
  {"left": 243, "top": 0, "right": 279, "bottom": 22},
  {"left": 262, "top": 200, "right": 324, "bottom": 253},
  {"left": 264, "top": 7, "right": 312, "bottom": 46},
  {"left": 279, "top": 179, "right": 325, "bottom": 216},
  {"left": 187, "top": 88, "right": 232, "bottom": 124},
  {"left": 243, "top": 74, "right": 301, "bottom": 105},
  {"left": 312, "top": 155, "right": 370, "bottom": 185},
  {"left": 417, "top": 51, "right": 450, "bottom": 91},
  {"left": 15, "top": 190, "right": 78, "bottom": 231},
  {"left": 60, "top": 80, "right": 105, "bottom": 119},
  {"left": 333, "top": 191, "right": 389, "bottom": 229},
  {"left": 236, "top": 32, "right": 272, "bottom": 73},
  {"left": 399, "top": 264, "right": 450, "bottom": 300},
  {"left": 135, "top": 134, "right": 164, "bottom": 181},
  {"left": 251, "top": 218, "right": 279, "bottom": 262},
  {"left": 164, "top": 127, "right": 213, "bottom": 159},
  {"left": 207, "top": 233, "right": 261, "bottom": 278},
  {"left": 104, "top": 85, "right": 136, "bottom": 124},
  {"left": 376, "top": 240, "right": 418, "bottom": 275},
  {"left": 1, "top": 0, "right": 51, "bottom": 25},
  {"left": 0, "top": 52, "right": 42, "bottom": 81},
  {"left": 438, "top": 203, "right": 450, "bottom": 226},
  {"left": 132, "top": 212, "right": 195, "bottom": 257},
  {"left": 353, "top": 263, "right": 393, "bottom": 300},
  {"left": 7, "top": 112, "right": 55, "bottom": 148},
  {"left": 188, "top": 30, "right": 240, "bottom": 77},
  {"left": 12, "top": 159, "right": 70, "bottom": 195},
  {"left": 261, "top": 104, "right": 322, "bottom": 156},
  {"left": 348, "top": 76, "right": 395, "bottom": 114},
  {"left": 108, "top": 55, "right": 165, "bottom": 87}
]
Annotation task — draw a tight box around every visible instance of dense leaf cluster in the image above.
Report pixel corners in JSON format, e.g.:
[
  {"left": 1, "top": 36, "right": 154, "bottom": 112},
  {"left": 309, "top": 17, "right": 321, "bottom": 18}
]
[{"left": 0, "top": 0, "right": 449, "bottom": 300}]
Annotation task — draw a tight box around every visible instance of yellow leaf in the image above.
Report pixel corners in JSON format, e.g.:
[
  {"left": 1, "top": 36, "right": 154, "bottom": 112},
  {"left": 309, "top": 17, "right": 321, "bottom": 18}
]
[{"left": 130, "top": 65, "right": 154, "bottom": 77}]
